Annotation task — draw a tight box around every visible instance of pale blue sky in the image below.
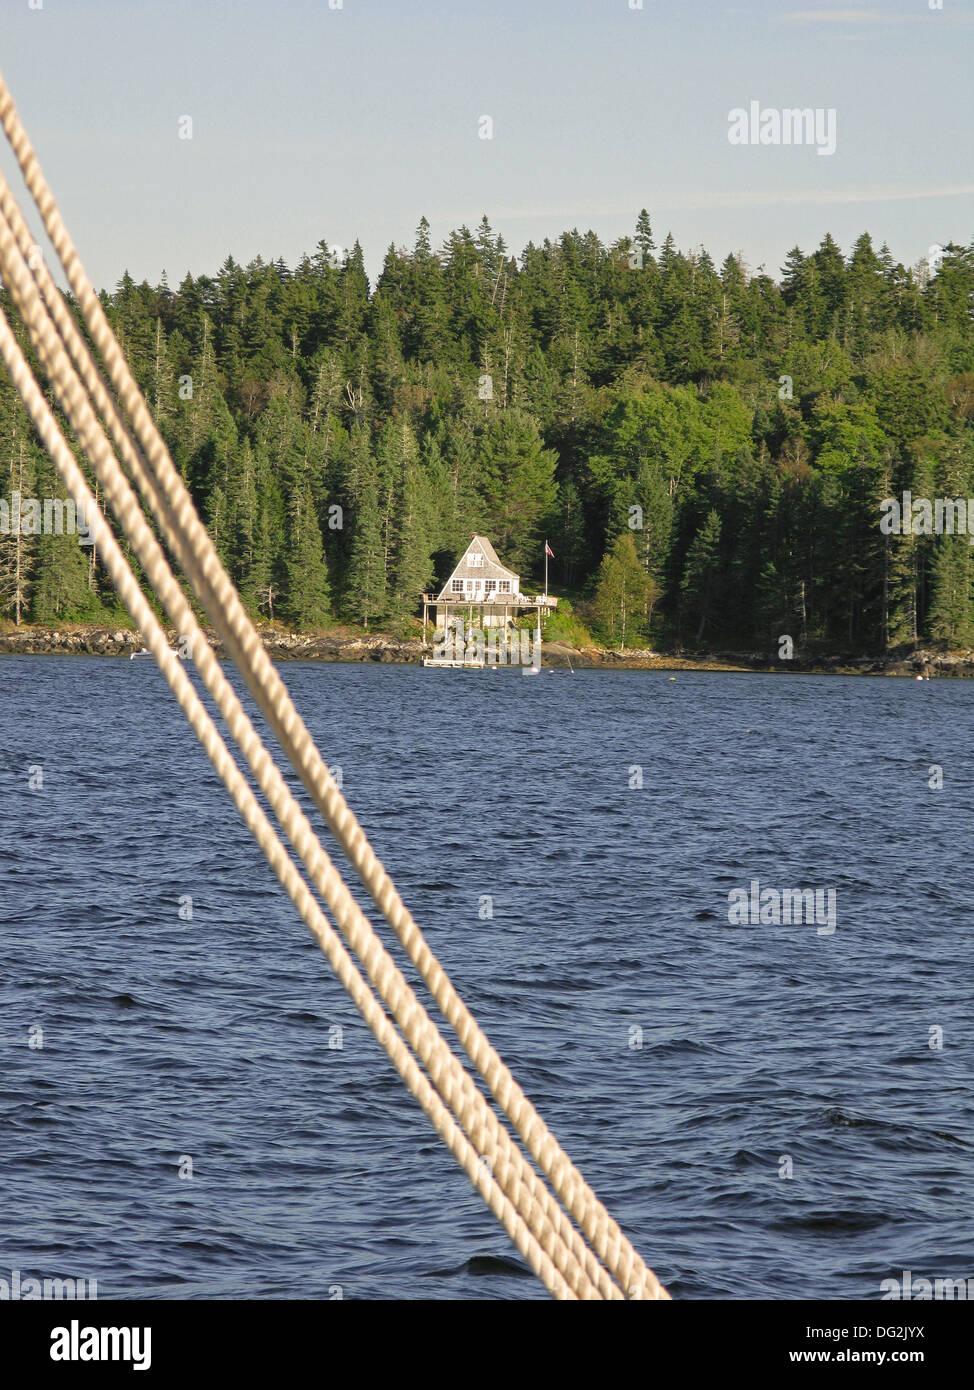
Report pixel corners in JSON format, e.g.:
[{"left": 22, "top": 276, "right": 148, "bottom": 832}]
[{"left": 0, "top": 0, "right": 971, "bottom": 291}]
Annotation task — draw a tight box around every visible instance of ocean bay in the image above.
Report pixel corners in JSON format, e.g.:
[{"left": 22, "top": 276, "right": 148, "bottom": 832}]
[{"left": 1, "top": 657, "right": 971, "bottom": 1299}]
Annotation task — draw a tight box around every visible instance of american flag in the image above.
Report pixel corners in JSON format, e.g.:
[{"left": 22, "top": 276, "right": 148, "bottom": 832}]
[{"left": 544, "top": 541, "right": 554, "bottom": 558}]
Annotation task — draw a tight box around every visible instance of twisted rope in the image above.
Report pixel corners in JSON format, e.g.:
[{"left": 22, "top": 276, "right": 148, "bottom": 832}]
[
  {"left": 0, "top": 199, "right": 605, "bottom": 1302},
  {"left": 0, "top": 70, "right": 668, "bottom": 1301},
  {"left": 0, "top": 301, "right": 583, "bottom": 1298}
]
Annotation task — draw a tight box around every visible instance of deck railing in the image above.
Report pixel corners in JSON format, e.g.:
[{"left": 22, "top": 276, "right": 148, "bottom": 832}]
[{"left": 423, "top": 593, "right": 557, "bottom": 608}]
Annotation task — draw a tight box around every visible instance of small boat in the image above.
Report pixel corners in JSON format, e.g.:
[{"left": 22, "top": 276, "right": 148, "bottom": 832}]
[{"left": 130, "top": 646, "right": 183, "bottom": 661}]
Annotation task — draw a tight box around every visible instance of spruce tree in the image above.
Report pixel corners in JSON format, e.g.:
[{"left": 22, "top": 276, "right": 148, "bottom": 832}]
[
  {"left": 680, "top": 509, "right": 722, "bottom": 641},
  {"left": 0, "top": 424, "right": 38, "bottom": 625},
  {"left": 284, "top": 485, "right": 331, "bottom": 630},
  {"left": 345, "top": 481, "right": 386, "bottom": 629}
]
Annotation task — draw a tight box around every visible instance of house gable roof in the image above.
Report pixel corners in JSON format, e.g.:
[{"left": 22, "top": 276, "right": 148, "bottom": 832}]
[{"left": 436, "top": 535, "right": 519, "bottom": 600}]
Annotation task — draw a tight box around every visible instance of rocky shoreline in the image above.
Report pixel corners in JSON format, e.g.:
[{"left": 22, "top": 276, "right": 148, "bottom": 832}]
[{"left": 3, "top": 623, "right": 974, "bottom": 677}]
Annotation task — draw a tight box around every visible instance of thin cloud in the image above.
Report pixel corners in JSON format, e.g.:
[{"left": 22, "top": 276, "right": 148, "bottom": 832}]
[
  {"left": 672, "top": 185, "right": 974, "bottom": 211},
  {"left": 779, "top": 7, "right": 969, "bottom": 22},
  {"left": 469, "top": 185, "right": 974, "bottom": 223},
  {"left": 781, "top": 9, "right": 885, "bottom": 21}
]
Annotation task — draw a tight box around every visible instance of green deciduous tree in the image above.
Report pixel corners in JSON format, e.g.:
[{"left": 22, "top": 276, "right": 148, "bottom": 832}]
[{"left": 594, "top": 531, "right": 658, "bottom": 650}]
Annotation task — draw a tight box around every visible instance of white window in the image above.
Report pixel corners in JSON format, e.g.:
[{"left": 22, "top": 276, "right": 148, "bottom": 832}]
[
  {"left": 498, "top": 580, "right": 511, "bottom": 594},
  {"left": 468, "top": 552, "right": 484, "bottom": 567},
  {"left": 451, "top": 578, "right": 464, "bottom": 594},
  {"left": 485, "top": 579, "right": 497, "bottom": 596}
]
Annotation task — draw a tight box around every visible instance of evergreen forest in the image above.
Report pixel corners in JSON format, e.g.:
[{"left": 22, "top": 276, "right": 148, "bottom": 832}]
[{"left": 2, "top": 211, "right": 974, "bottom": 652}]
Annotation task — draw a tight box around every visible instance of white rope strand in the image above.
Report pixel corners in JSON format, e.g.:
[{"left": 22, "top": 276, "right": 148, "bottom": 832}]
[
  {"left": 0, "top": 300, "right": 582, "bottom": 1302},
  {"left": 0, "top": 203, "right": 609, "bottom": 1301},
  {"left": 0, "top": 69, "right": 668, "bottom": 1300}
]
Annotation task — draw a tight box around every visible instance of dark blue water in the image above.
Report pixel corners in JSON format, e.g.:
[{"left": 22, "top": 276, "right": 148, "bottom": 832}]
[{"left": 1, "top": 657, "right": 971, "bottom": 1300}]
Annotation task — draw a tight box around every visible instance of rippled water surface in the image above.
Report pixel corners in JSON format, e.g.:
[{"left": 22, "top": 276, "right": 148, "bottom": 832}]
[{"left": 1, "top": 656, "right": 972, "bottom": 1299}]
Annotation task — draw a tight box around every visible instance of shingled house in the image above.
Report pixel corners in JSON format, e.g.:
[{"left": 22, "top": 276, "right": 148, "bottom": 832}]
[
  {"left": 434, "top": 535, "right": 518, "bottom": 629},
  {"left": 421, "top": 535, "right": 557, "bottom": 664}
]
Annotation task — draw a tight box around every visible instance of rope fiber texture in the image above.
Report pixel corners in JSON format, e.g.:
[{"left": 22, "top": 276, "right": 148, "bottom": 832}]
[{"left": 0, "top": 71, "right": 669, "bottom": 1302}]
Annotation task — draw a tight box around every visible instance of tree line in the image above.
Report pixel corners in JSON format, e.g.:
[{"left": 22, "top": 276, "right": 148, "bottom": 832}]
[{"left": 2, "top": 211, "right": 973, "bottom": 651}]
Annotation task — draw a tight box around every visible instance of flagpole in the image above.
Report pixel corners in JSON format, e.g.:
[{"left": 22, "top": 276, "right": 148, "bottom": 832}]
[{"left": 544, "top": 541, "right": 548, "bottom": 598}]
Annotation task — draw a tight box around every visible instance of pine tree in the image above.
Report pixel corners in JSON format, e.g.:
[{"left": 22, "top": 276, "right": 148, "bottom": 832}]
[
  {"left": 0, "top": 424, "right": 38, "bottom": 625},
  {"left": 475, "top": 410, "right": 558, "bottom": 574},
  {"left": 284, "top": 485, "right": 331, "bottom": 629},
  {"left": 150, "top": 317, "right": 177, "bottom": 431},
  {"left": 226, "top": 438, "right": 259, "bottom": 599},
  {"left": 389, "top": 424, "right": 434, "bottom": 625},
  {"left": 927, "top": 439, "right": 974, "bottom": 646},
  {"left": 345, "top": 481, "right": 386, "bottom": 628},
  {"left": 680, "top": 509, "right": 722, "bottom": 641},
  {"left": 30, "top": 524, "right": 94, "bottom": 623},
  {"left": 557, "top": 477, "right": 588, "bottom": 589},
  {"left": 250, "top": 432, "right": 286, "bottom": 622},
  {"left": 634, "top": 208, "right": 655, "bottom": 262},
  {"left": 928, "top": 532, "right": 973, "bottom": 647}
]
